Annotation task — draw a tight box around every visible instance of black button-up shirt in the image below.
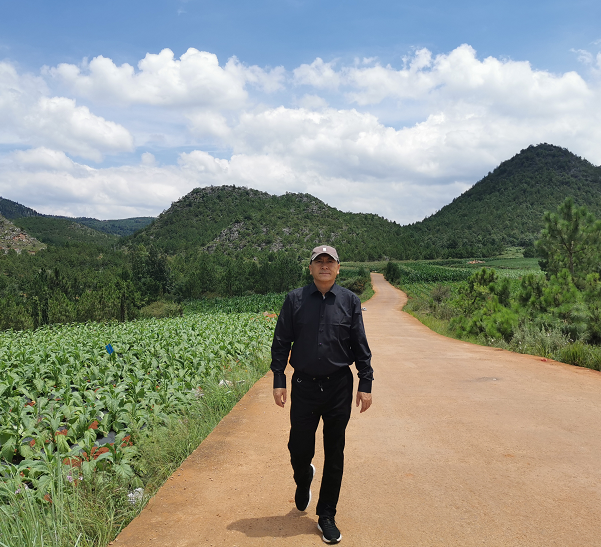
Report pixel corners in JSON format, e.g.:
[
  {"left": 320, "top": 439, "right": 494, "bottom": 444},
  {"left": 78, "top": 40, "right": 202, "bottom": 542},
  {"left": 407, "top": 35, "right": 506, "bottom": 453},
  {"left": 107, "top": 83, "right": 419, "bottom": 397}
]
[{"left": 271, "top": 282, "right": 373, "bottom": 392}]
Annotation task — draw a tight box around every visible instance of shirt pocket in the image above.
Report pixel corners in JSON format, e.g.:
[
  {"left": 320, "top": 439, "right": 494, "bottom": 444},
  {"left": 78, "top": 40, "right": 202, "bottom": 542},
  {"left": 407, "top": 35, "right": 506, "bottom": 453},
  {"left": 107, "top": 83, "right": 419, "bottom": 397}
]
[{"left": 334, "top": 310, "right": 352, "bottom": 344}]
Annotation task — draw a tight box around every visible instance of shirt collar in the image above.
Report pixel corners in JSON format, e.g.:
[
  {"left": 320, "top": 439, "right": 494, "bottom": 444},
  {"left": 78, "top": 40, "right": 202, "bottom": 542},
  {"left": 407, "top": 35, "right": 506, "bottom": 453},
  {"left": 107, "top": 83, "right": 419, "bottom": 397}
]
[{"left": 309, "top": 281, "right": 340, "bottom": 296}]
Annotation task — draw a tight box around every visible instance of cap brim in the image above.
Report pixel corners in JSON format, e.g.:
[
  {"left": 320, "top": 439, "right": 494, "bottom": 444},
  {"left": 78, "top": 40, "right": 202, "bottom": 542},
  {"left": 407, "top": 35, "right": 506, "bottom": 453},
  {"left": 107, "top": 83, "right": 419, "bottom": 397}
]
[{"left": 310, "top": 252, "right": 339, "bottom": 262}]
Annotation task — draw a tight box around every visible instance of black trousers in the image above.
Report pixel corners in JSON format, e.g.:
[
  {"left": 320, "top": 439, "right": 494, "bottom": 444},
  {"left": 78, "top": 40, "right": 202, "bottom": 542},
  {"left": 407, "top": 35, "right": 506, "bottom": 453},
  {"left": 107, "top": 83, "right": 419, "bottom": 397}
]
[{"left": 288, "top": 366, "right": 353, "bottom": 517}]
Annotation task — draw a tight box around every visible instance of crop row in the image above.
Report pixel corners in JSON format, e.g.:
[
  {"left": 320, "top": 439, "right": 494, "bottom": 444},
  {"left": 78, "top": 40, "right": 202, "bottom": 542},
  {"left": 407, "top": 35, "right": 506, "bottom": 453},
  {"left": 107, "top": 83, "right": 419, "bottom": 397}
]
[
  {"left": 184, "top": 293, "right": 285, "bottom": 314},
  {"left": 400, "top": 282, "right": 437, "bottom": 300},
  {"left": 385, "top": 261, "right": 473, "bottom": 284},
  {"left": 492, "top": 268, "right": 543, "bottom": 280}
]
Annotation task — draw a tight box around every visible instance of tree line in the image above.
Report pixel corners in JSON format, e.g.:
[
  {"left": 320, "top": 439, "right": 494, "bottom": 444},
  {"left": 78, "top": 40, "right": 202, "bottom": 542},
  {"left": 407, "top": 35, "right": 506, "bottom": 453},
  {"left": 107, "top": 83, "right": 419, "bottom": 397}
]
[{"left": 0, "top": 243, "right": 308, "bottom": 330}]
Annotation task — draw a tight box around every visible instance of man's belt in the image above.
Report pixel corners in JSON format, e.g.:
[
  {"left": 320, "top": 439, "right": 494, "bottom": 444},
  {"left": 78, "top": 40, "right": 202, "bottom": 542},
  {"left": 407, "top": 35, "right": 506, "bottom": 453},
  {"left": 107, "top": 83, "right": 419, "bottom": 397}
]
[{"left": 292, "top": 366, "right": 350, "bottom": 382}]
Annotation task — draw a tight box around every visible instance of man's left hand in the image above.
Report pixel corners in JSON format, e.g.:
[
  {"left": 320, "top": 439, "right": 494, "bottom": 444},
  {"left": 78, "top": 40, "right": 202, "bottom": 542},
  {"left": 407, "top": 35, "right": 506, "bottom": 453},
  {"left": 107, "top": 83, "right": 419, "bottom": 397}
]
[{"left": 356, "top": 391, "right": 372, "bottom": 413}]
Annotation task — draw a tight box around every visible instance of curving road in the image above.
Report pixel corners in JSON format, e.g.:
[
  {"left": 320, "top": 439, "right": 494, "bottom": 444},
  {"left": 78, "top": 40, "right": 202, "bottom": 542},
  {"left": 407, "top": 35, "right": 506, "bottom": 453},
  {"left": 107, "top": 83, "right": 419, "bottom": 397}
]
[{"left": 116, "top": 273, "right": 601, "bottom": 546}]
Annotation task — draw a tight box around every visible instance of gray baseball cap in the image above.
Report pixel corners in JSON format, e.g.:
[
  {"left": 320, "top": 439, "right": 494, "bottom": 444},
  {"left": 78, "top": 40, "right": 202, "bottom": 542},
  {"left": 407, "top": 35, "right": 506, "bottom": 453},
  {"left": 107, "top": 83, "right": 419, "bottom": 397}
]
[{"left": 310, "top": 245, "right": 339, "bottom": 263}]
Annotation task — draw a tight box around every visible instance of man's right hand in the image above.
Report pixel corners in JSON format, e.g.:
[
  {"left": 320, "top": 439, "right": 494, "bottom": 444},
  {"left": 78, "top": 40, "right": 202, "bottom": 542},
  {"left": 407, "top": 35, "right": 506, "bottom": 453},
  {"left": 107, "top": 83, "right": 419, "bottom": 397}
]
[{"left": 273, "top": 388, "right": 287, "bottom": 408}]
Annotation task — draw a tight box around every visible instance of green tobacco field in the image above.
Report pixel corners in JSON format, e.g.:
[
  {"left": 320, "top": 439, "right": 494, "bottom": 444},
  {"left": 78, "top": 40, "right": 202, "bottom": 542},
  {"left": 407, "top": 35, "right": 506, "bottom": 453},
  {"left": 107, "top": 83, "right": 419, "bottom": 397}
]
[
  {"left": 387, "top": 257, "right": 540, "bottom": 301},
  {"left": 0, "top": 297, "right": 279, "bottom": 547}
]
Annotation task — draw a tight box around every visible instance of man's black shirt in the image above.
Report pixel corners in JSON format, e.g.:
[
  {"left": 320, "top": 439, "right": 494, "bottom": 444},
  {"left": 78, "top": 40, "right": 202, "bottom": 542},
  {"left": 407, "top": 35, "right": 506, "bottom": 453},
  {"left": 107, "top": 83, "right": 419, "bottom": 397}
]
[{"left": 270, "top": 282, "right": 373, "bottom": 392}]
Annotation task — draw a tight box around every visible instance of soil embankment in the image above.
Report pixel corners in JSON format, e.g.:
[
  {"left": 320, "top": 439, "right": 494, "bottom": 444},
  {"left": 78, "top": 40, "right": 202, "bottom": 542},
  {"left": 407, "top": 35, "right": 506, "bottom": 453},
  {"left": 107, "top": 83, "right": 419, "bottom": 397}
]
[{"left": 116, "top": 273, "right": 601, "bottom": 546}]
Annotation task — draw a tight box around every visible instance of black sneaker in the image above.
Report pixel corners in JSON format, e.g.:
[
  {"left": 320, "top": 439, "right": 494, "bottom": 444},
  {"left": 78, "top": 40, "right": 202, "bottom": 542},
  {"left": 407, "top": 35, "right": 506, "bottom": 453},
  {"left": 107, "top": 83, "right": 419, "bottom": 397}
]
[
  {"left": 317, "top": 516, "right": 342, "bottom": 544},
  {"left": 294, "top": 463, "right": 315, "bottom": 511}
]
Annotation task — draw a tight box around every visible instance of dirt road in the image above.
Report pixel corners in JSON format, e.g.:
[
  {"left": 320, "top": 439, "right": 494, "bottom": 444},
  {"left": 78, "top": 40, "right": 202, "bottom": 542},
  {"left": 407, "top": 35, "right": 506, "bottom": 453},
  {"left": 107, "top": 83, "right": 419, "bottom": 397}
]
[{"left": 116, "top": 273, "right": 601, "bottom": 546}]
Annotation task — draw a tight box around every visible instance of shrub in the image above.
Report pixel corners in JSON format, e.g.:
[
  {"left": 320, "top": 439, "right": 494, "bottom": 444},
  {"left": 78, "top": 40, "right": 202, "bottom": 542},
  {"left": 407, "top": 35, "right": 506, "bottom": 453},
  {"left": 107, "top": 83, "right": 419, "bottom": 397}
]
[
  {"left": 432, "top": 303, "right": 455, "bottom": 320},
  {"left": 457, "top": 297, "right": 519, "bottom": 342},
  {"left": 556, "top": 342, "right": 601, "bottom": 371},
  {"left": 339, "top": 276, "right": 366, "bottom": 294},
  {"left": 139, "top": 301, "right": 182, "bottom": 319},
  {"left": 431, "top": 284, "right": 451, "bottom": 304},
  {"left": 384, "top": 261, "right": 401, "bottom": 284},
  {"left": 522, "top": 245, "right": 536, "bottom": 258},
  {"left": 507, "top": 322, "right": 569, "bottom": 358}
]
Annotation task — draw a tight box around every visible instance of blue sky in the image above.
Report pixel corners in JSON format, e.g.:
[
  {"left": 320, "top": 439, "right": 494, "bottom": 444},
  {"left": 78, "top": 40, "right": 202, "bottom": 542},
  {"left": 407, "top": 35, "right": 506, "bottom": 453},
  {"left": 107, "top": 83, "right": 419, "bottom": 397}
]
[
  {"left": 1, "top": 0, "right": 600, "bottom": 222},
  {"left": 3, "top": 0, "right": 599, "bottom": 71}
]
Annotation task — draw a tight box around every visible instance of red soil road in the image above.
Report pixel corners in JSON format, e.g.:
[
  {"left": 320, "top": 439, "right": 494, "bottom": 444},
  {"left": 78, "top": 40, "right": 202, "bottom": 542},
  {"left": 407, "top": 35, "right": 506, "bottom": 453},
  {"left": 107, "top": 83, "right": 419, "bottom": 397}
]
[{"left": 116, "top": 273, "right": 601, "bottom": 546}]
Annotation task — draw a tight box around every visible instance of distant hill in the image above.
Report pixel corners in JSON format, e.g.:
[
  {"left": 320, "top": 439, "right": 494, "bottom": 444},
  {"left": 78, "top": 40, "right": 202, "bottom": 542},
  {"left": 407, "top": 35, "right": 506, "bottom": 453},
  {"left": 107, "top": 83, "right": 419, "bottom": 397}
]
[
  {"left": 0, "top": 196, "right": 154, "bottom": 244},
  {"left": 12, "top": 217, "right": 119, "bottom": 247},
  {"left": 72, "top": 217, "right": 154, "bottom": 236},
  {"left": 0, "top": 197, "right": 41, "bottom": 220},
  {"left": 0, "top": 214, "right": 45, "bottom": 254},
  {"left": 127, "top": 186, "right": 422, "bottom": 261},
  {"left": 409, "top": 143, "right": 601, "bottom": 252}
]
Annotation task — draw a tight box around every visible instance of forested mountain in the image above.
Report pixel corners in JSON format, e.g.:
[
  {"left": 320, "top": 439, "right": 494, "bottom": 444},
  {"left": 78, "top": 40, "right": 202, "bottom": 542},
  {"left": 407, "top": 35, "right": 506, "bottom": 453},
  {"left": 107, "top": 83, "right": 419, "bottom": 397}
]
[
  {"left": 409, "top": 144, "right": 601, "bottom": 253},
  {"left": 0, "top": 197, "right": 41, "bottom": 219},
  {"left": 128, "top": 186, "right": 431, "bottom": 261}
]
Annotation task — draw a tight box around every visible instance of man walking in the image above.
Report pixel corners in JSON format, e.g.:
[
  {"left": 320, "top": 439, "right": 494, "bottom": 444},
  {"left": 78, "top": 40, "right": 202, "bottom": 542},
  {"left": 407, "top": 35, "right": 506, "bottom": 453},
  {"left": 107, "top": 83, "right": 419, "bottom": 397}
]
[{"left": 271, "top": 245, "right": 373, "bottom": 544}]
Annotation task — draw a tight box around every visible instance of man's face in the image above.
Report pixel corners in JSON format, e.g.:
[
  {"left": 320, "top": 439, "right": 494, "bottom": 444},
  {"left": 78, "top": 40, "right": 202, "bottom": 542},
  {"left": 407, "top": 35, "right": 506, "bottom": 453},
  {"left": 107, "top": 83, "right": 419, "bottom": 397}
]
[{"left": 309, "top": 254, "right": 340, "bottom": 285}]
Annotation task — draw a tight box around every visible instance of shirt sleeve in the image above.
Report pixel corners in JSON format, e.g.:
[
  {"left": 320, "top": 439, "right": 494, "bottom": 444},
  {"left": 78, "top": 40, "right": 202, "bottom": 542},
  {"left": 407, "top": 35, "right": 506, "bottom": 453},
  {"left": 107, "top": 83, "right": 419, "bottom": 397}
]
[
  {"left": 270, "top": 293, "right": 294, "bottom": 389},
  {"left": 350, "top": 294, "right": 374, "bottom": 393}
]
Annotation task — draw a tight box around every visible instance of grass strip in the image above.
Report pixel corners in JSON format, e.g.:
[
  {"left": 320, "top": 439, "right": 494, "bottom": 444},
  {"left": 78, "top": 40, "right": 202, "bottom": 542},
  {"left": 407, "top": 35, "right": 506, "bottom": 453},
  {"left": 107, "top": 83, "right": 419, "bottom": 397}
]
[{"left": 400, "top": 282, "right": 601, "bottom": 371}]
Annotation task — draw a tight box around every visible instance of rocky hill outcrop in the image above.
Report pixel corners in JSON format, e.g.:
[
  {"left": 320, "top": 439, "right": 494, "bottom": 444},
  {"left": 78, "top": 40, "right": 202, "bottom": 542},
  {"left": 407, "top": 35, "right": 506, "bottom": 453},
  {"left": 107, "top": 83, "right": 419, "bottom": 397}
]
[{"left": 0, "top": 214, "right": 45, "bottom": 254}]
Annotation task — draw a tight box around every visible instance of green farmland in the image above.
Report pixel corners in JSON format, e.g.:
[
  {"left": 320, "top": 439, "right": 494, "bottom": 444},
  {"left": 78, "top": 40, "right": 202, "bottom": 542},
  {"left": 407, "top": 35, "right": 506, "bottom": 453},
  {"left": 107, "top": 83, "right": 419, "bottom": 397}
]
[{"left": 0, "top": 301, "right": 278, "bottom": 546}]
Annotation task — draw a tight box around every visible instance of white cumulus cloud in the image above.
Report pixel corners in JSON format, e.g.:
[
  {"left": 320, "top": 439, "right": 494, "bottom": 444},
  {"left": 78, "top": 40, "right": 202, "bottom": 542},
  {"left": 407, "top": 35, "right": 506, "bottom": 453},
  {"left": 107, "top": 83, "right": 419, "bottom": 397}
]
[
  {"left": 140, "top": 152, "right": 156, "bottom": 166},
  {"left": 48, "top": 49, "right": 285, "bottom": 108},
  {"left": 12, "top": 147, "right": 89, "bottom": 174},
  {"left": 24, "top": 97, "right": 133, "bottom": 161},
  {"left": 334, "top": 44, "right": 592, "bottom": 112},
  {"left": 0, "top": 61, "right": 133, "bottom": 161},
  {"left": 287, "top": 46, "right": 601, "bottom": 166},
  {"left": 572, "top": 47, "right": 601, "bottom": 78},
  {"left": 293, "top": 58, "right": 342, "bottom": 89},
  {"left": 1, "top": 154, "right": 191, "bottom": 218}
]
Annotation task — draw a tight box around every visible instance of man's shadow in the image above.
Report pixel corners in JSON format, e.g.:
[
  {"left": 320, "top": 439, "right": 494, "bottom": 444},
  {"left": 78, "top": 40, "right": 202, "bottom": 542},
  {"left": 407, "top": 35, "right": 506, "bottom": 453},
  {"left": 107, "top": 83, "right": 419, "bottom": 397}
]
[{"left": 227, "top": 509, "right": 318, "bottom": 539}]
